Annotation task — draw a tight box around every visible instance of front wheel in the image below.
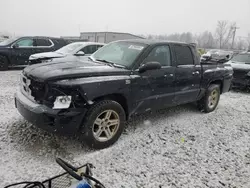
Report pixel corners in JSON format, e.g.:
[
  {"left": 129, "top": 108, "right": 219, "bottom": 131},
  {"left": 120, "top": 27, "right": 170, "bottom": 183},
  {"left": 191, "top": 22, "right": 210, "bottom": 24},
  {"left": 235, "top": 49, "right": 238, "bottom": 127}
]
[
  {"left": 0, "top": 55, "right": 8, "bottom": 71},
  {"left": 81, "top": 100, "right": 126, "bottom": 149},
  {"left": 198, "top": 84, "right": 221, "bottom": 113}
]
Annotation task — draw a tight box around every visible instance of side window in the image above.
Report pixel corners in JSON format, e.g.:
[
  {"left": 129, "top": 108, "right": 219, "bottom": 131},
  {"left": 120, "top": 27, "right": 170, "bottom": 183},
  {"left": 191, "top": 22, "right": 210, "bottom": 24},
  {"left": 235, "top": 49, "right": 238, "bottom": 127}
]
[
  {"left": 35, "top": 39, "right": 52, "bottom": 47},
  {"left": 15, "top": 39, "right": 34, "bottom": 47},
  {"left": 82, "top": 45, "right": 97, "bottom": 54},
  {"left": 96, "top": 45, "right": 103, "bottom": 50},
  {"left": 174, "top": 45, "right": 194, "bottom": 65},
  {"left": 143, "top": 45, "right": 171, "bottom": 66}
]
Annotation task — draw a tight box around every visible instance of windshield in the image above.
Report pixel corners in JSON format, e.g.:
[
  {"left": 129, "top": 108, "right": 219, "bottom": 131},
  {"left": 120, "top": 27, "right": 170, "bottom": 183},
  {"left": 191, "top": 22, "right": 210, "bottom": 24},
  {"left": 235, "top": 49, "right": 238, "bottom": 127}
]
[
  {"left": 92, "top": 41, "right": 146, "bottom": 68},
  {"left": 231, "top": 54, "right": 250, "bottom": 64},
  {"left": 56, "top": 43, "right": 83, "bottom": 54},
  {"left": 0, "top": 37, "right": 18, "bottom": 46}
]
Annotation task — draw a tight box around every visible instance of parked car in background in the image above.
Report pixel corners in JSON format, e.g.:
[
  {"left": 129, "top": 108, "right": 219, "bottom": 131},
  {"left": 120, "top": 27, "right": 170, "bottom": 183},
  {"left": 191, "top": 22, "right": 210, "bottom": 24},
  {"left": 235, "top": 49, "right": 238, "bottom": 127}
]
[
  {"left": 15, "top": 39, "right": 233, "bottom": 149},
  {"left": 225, "top": 52, "right": 250, "bottom": 88},
  {"left": 29, "top": 42, "right": 105, "bottom": 65},
  {"left": 0, "top": 36, "right": 68, "bottom": 70}
]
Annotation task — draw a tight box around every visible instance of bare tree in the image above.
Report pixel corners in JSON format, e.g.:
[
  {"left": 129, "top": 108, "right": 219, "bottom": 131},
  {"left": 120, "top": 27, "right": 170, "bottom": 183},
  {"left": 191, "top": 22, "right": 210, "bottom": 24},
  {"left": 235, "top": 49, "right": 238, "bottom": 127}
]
[
  {"left": 196, "top": 31, "right": 215, "bottom": 48},
  {"left": 147, "top": 34, "right": 154, "bottom": 39},
  {"left": 215, "top": 20, "right": 235, "bottom": 49},
  {"left": 235, "top": 37, "right": 247, "bottom": 50},
  {"left": 184, "top": 32, "right": 194, "bottom": 43},
  {"left": 166, "top": 33, "right": 181, "bottom": 41}
]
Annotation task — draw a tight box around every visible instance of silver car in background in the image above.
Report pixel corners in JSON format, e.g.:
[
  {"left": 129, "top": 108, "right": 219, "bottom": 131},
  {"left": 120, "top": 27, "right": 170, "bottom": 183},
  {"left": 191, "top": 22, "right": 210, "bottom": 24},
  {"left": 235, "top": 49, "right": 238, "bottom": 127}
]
[{"left": 29, "top": 42, "right": 105, "bottom": 64}]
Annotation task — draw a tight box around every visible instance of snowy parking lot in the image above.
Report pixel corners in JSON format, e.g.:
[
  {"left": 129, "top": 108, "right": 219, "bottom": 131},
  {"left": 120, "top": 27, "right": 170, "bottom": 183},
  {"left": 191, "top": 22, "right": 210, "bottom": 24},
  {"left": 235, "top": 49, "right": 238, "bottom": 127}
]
[{"left": 0, "top": 70, "right": 250, "bottom": 188}]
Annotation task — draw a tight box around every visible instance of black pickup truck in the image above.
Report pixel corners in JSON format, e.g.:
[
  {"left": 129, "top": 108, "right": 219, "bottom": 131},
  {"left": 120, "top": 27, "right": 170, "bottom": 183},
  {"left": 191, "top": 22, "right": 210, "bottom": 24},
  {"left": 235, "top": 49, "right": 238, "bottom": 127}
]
[{"left": 15, "top": 39, "right": 233, "bottom": 149}]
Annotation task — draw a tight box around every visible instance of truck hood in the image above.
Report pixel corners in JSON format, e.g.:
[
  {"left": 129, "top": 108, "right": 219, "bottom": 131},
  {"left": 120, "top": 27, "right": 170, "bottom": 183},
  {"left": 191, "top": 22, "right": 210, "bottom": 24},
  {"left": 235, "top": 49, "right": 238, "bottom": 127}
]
[
  {"left": 23, "top": 60, "right": 130, "bottom": 82},
  {"left": 226, "top": 61, "right": 250, "bottom": 71},
  {"left": 29, "top": 51, "right": 66, "bottom": 60}
]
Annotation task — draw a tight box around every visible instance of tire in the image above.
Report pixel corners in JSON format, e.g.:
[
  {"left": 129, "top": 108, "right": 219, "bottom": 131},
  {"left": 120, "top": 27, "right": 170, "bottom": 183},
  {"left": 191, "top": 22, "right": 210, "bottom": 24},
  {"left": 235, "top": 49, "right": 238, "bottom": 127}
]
[
  {"left": 81, "top": 100, "right": 126, "bottom": 149},
  {"left": 197, "top": 84, "right": 220, "bottom": 113},
  {"left": 0, "top": 55, "right": 8, "bottom": 71}
]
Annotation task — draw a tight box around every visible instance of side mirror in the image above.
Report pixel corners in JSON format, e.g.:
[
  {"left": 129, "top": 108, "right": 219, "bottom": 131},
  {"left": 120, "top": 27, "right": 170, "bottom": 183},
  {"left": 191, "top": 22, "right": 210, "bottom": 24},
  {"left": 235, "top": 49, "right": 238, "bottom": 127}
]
[
  {"left": 139, "top": 61, "right": 161, "bottom": 73},
  {"left": 74, "top": 51, "right": 85, "bottom": 56},
  {"left": 12, "top": 43, "right": 19, "bottom": 48}
]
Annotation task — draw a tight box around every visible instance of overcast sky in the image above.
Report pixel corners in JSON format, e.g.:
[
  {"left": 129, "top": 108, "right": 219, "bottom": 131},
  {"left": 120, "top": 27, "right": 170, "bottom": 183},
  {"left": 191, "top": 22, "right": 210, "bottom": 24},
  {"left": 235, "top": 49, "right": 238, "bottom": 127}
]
[{"left": 0, "top": 0, "right": 249, "bottom": 37}]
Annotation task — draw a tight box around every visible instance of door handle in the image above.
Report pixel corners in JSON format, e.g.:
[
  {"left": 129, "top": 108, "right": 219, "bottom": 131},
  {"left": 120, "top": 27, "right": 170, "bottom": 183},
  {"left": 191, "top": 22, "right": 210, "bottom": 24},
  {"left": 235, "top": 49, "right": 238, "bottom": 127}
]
[{"left": 192, "top": 71, "right": 200, "bottom": 75}]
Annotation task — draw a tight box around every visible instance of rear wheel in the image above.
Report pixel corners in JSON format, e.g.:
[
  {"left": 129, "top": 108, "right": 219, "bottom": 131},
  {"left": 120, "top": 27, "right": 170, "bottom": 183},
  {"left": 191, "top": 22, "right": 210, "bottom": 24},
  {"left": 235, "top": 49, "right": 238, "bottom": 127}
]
[
  {"left": 0, "top": 55, "right": 8, "bottom": 71},
  {"left": 81, "top": 100, "right": 126, "bottom": 149},
  {"left": 198, "top": 84, "right": 220, "bottom": 113}
]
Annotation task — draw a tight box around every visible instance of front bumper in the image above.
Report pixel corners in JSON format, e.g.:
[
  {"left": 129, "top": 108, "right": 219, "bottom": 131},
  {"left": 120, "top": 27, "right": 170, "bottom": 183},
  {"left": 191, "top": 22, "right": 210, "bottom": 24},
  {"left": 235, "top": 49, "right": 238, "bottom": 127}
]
[{"left": 15, "top": 89, "right": 87, "bottom": 135}]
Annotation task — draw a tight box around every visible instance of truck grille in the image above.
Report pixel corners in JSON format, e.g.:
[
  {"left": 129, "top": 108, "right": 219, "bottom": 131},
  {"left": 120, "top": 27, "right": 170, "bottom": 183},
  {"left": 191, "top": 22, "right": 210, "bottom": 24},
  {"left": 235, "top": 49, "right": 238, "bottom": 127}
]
[{"left": 21, "top": 74, "right": 46, "bottom": 103}]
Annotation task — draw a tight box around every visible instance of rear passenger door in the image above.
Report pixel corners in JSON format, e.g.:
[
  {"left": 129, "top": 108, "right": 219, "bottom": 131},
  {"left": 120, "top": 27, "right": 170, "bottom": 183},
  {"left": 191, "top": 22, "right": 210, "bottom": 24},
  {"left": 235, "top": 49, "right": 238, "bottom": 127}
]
[
  {"left": 173, "top": 44, "right": 201, "bottom": 104},
  {"left": 33, "top": 38, "right": 54, "bottom": 54}
]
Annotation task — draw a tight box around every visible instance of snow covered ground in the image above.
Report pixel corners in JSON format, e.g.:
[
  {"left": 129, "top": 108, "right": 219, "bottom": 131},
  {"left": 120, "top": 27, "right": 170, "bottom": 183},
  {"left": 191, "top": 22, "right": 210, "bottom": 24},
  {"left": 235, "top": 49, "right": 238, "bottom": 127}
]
[{"left": 0, "top": 70, "right": 250, "bottom": 188}]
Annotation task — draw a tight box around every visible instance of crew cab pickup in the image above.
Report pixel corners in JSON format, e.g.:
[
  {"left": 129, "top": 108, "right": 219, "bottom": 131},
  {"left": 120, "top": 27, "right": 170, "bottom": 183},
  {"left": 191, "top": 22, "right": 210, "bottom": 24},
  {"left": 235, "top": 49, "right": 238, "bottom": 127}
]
[{"left": 15, "top": 39, "right": 233, "bottom": 149}]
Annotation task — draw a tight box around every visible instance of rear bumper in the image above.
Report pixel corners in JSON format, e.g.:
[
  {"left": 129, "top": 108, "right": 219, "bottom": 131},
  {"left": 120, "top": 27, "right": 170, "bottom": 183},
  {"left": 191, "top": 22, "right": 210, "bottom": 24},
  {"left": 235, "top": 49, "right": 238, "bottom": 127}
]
[{"left": 15, "top": 89, "right": 87, "bottom": 135}]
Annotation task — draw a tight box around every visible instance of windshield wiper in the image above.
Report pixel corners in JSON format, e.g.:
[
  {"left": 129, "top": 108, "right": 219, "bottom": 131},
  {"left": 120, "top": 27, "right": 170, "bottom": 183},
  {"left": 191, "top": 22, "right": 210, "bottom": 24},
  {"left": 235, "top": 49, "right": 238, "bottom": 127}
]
[
  {"left": 95, "top": 59, "right": 126, "bottom": 69},
  {"left": 88, "top": 56, "right": 95, "bottom": 61},
  {"left": 96, "top": 59, "right": 113, "bottom": 64}
]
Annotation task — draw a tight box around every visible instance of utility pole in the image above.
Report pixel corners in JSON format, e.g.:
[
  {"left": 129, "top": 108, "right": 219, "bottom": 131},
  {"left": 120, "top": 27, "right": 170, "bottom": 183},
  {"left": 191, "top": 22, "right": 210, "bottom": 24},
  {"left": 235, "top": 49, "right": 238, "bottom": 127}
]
[{"left": 231, "top": 26, "right": 239, "bottom": 49}]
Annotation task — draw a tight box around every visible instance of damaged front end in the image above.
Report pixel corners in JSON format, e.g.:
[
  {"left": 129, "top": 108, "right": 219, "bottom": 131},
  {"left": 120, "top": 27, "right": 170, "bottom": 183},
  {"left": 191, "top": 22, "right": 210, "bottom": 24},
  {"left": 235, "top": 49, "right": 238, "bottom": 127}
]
[{"left": 15, "top": 73, "right": 89, "bottom": 135}]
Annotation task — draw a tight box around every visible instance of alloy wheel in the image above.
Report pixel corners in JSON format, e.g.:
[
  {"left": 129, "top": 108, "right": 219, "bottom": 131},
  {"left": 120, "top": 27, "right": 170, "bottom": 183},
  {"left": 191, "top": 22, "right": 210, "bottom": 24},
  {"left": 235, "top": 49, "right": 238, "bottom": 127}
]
[
  {"left": 92, "top": 110, "right": 120, "bottom": 142},
  {"left": 208, "top": 89, "right": 219, "bottom": 109}
]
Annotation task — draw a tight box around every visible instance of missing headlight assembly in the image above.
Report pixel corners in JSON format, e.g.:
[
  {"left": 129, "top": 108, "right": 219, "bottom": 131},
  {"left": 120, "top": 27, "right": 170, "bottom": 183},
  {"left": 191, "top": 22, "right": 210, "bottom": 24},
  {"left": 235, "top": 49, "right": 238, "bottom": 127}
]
[{"left": 46, "top": 86, "right": 88, "bottom": 109}]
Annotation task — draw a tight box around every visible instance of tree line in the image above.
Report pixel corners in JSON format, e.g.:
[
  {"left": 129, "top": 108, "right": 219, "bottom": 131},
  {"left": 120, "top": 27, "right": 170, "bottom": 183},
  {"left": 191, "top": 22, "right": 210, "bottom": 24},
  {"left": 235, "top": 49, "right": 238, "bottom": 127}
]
[{"left": 140, "top": 20, "right": 250, "bottom": 50}]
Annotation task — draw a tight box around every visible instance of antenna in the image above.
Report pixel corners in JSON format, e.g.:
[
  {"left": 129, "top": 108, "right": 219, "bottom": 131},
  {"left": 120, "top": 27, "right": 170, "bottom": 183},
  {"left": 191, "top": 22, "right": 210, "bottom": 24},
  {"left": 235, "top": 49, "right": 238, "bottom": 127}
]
[{"left": 231, "top": 26, "right": 240, "bottom": 49}]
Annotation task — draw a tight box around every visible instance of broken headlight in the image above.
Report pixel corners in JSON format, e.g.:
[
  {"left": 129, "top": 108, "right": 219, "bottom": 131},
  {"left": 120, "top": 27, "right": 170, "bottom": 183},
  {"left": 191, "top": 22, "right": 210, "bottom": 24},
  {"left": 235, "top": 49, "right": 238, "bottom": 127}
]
[{"left": 53, "top": 96, "right": 72, "bottom": 109}]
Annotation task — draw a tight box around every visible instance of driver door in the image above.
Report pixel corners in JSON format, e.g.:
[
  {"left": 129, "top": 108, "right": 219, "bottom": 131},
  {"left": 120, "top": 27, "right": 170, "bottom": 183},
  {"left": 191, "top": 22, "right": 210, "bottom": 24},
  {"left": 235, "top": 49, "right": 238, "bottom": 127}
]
[
  {"left": 11, "top": 38, "right": 36, "bottom": 65},
  {"left": 131, "top": 45, "right": 175, "bottom": 113}
]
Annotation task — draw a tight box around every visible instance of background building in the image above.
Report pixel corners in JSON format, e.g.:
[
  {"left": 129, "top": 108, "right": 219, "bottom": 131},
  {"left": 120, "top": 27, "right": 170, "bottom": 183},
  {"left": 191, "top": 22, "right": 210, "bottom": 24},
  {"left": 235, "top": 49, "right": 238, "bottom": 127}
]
[
  {"left": 80, "top": 32, "right": 144, "bottom": 43},
  {"left": 60, "top": 36, "right": 88, "bottom": 43}
]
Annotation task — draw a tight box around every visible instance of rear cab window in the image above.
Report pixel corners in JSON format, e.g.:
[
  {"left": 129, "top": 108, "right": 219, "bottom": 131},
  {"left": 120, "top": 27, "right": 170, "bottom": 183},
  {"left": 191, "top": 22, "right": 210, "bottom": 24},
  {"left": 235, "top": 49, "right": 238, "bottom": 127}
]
[{"left": 174, "top": 45, "right": 194, "bottom": 66}]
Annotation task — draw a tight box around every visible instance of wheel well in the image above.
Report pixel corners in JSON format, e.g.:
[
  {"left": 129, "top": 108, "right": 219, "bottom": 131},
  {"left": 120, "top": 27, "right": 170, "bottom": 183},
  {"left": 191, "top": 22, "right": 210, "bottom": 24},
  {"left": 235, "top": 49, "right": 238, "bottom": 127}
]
[
  {"left": 209, "top": 80, "right": 223, "bottom": 93},
  {"left": 92, "top": 94, "right": 128, "bottom": 119}
]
